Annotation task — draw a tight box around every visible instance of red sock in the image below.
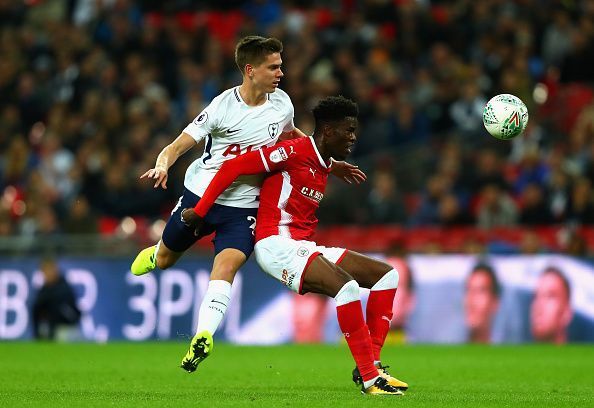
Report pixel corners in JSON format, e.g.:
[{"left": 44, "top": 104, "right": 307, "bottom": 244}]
[
  {"left": 366, "top": 288, "right": 396, "bottom": 361},
  {"left": 336, "top": 300, "right": 378, "bottom": 381}
]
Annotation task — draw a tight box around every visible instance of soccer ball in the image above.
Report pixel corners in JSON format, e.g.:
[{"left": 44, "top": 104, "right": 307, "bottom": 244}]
[{"left": 482, "top": 94, "right": 529, "bottom": 140}]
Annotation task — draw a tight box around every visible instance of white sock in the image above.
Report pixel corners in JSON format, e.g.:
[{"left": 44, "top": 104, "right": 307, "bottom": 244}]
[
  {"left": 334, "top": 280, "right": 360, "bottom": 306},
  {"left": 363, "top": 376, "right": 380, "bottom": 389},
  {"left": 196, "top": 280, "right": 231, "bottom": 336},
  {"left": 370, "top": 269, "right": 398, "bottom": 291}
]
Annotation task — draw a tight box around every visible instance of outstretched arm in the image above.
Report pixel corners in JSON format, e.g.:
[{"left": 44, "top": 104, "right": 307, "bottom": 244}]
[
  {"left": 140, "top": 132, "right": 202, "bottom": 189},
  {"left": 196, "top": 150, "right": 267, "bottom": 216},
  {"left": 180, "top": 149, "right": 266, "bottom": 232}
]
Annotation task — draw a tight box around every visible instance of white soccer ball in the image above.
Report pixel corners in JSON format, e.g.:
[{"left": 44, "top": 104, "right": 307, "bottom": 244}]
[{"left": 482, "top": 94, "right": 529, "bottom": 140}]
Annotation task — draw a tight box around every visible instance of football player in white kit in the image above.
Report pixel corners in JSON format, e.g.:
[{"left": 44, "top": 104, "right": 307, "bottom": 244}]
[{"left": 130, "top": 36, "right": 365, "bottom": 371}]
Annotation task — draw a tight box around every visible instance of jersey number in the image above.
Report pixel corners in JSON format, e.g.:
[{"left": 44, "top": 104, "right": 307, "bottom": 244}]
[
  {"left": 247, "top": 216, "right": 256, "bottom": 236},
  {"left": 223, "top": 144, "right": 255, "bottom": 157}
]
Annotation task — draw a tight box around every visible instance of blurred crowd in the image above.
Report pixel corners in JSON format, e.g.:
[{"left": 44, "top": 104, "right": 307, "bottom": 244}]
[{"left": 1, "top": 0, "right": 594, "bottom": 249}]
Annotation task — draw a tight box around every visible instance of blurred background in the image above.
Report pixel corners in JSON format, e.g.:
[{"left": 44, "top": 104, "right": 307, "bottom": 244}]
[{"left": 1, "top": 0, "right": 593, "bottom": 344}]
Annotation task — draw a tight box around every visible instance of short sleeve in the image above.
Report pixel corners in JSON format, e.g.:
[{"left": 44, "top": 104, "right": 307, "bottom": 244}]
[
  {"left": 258, "top": 140, "right": 299, "bottom": 173},
  {"left": 282, "top": 116, "right": 295, "bottom": 133},
  {"left": 182, "top": 102, "right": 219, "bottom": 142}
]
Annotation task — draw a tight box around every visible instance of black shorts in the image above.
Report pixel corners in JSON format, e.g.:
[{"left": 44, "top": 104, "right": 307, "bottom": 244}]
[{"left": 162, "top": 189, "right": 258, "bottom": 258}]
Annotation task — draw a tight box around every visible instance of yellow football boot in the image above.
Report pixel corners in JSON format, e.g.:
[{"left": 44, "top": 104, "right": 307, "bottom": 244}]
[
  {"left": 353, "top": 364, "right": 408, "bottom": 391},
  {"left": 180, "top": 331, "right": 213, "bottom": 373},
  {"left": 131, "top": 246, "right": 156, "bottom": 276},
  {"left": 362, "top": 377, "right": 404, "bottom": 395}
]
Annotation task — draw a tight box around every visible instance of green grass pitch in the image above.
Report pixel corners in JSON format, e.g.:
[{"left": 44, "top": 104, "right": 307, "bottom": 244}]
[{"left": 1, "top": 342, "right": 592, "bottom": 407}]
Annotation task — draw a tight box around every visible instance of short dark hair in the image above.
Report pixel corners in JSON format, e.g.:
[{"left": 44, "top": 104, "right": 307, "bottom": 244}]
[
  {"left": 542, "top": 266, "right": 571, "bottom": 300},
  {"left": 469, "top": 262, "right": 500, "bottom": 297},
  {"left": 235, "top": 36, "right": 283, "bottom": 74},
  {"left": 312, "top": 96, "right": 359, "bottom": 130}
]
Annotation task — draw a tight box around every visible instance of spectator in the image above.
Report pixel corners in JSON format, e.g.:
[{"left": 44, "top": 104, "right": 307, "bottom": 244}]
[
  {"left": 563, "top": 230, "right": 588, "bottom": 256},
  {"left": 437, "top": 193, "right": 473, "bottom": 226},
  {"left": 513, "top": 148, "right": 550, "bottom": 196},
  {"left": 475, "top": 183, "right": 518, "bottom": 229},
  {"left": 449, "top": 82, "right": 487, "bottom": 139},
  {"left": 62, "top": 196, "right": 98, "bottom": 234},
  {"left": 566, "top": 177, "right": 594, "bottom": 225},
  {"left": 469, "top": 149, "right": 508, "bottom": 195},
  {"left": 541, "top": 8, "right": 574, "bottom": 66},
  {"left": 365, "top": 169, "right": 407, "bottom": 225},
  {"left": 519, "top": 183, "right": 553, "bottom": 225},
  {"left": 518, "top": 230, "right": 543, "bottom": 254},
  {"left": 546, "top": 169, "right": 570, "bottom": 222},
  {"left": 32, "top": 257, "right": 81, "bottom": 341},
  {"left": 411, "top": 174, "right": 452, "bottom": 226}
]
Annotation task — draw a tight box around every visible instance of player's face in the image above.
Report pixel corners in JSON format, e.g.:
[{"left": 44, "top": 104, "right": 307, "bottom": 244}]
[
  {"left": 464, "top": 271, "right": 498, "bottom": 331},
  {"left": 530, "top": 273, "right": 571, "bottom": 342},
  {"left": 250, "top": 52, "right": 283, "bottom": 93},
  {"left": 327, "top": 117, "right": 358, "bottom": 161}
]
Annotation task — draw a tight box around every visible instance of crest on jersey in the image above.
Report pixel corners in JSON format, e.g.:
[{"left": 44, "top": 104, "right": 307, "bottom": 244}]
[
  {"left": 193, "top": 111, "right": 208, "bottom": 126},
  {"left": 297, "top": 247, "right": 309, "bottom": 257},
  {"left": 269, "top": 147, "right": 288, "bottom": 163},
  {"left": 268, "top": 122, "right": 279, "bottom": 139}
]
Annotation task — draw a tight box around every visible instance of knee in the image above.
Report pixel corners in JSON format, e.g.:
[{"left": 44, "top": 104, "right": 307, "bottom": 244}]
[
  {"left": 211, "top": 261, "right": 239, "bottom": 282},
  {"left": 334, "top": 279, "right": 360, "bottom": 305}
]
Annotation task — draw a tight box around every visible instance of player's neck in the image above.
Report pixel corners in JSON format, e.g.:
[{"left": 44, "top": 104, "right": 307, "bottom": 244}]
[
  {"left": 238, "top": 84, "right": 267, "bottom": 107},
  {"left": 313, "top": 134, "right": 332, "bottom": 164}
]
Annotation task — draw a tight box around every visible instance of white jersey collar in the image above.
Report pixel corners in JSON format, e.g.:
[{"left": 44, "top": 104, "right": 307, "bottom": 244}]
[
  {"left": 234, "top": 86, "right": 269, "bottom": 108},
  {"left": 308, "top": 136, "right": 329, "bottom": 168}
]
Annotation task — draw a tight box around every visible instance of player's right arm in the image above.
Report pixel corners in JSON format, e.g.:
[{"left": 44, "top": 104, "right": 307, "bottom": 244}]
[
  {"left": 192, "top": 149, "right": 269, "bottom": 216},
  {"left": 180, "top": 147, "right": 270, "bottom": 232},
  {"left": 186, "top": 141, "right": 294, "bottom": 220},
  {"left": 141, "top": 132, "right": 204, "bottom": 189}
]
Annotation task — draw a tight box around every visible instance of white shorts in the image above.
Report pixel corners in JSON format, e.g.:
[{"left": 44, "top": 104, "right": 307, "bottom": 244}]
[{"left": 254, "top": 235, "right": 348, "bottom": 294}]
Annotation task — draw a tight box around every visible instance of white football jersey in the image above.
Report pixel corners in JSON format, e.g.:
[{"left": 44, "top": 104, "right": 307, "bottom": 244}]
[{"left": 182, "top": 86, "right": 295, "bottom": 208}]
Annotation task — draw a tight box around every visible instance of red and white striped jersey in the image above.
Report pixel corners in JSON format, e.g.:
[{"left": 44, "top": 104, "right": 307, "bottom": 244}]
[
  {"left": 255, "top": 137, "right": 330, "bottom": 242},
  {"left": 193, "top": 136, "right": 331, "bottom": 242}
]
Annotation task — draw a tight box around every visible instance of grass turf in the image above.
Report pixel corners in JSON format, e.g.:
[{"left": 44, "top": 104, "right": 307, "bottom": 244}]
[{"left": 0, "top": 343, "right": 592, "bottom": 407}]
